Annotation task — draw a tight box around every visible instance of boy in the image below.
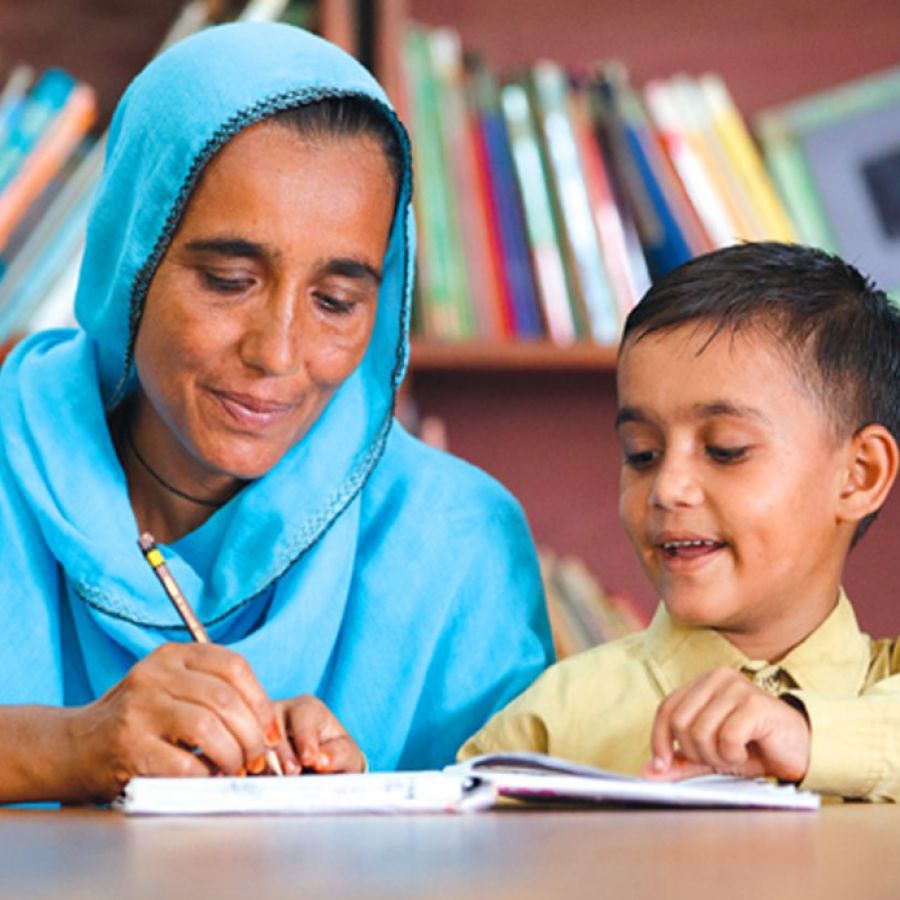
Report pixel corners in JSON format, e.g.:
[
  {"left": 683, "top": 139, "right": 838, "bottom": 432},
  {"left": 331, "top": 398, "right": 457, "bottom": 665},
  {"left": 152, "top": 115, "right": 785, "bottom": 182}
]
[{"left": 460, "top": 242, "right": 900, "bottom": 801}]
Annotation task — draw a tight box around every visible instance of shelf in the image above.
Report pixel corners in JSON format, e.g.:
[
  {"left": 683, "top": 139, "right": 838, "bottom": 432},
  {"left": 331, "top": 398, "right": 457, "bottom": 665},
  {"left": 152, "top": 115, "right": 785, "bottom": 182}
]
[{"left": 409, "top": 340, "right": 618, "bottom": 372}]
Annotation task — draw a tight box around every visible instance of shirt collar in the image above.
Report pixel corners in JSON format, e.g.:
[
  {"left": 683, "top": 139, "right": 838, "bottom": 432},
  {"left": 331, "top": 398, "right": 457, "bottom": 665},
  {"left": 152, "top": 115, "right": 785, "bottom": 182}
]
[{"left": 644, "top": 589, "right": 870, "bottom": 696}]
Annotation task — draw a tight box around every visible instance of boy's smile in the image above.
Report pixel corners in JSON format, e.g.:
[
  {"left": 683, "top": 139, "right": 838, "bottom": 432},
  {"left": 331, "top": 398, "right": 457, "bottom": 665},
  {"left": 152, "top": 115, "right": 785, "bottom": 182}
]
[{"left": 616, "top": 323, "right": 855, "bottom": 660}]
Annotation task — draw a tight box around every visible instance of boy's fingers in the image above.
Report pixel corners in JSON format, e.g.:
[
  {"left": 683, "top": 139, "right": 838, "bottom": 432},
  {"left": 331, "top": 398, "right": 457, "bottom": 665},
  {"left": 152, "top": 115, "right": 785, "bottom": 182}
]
[
  {"left": 683, "top": 687, "right": 752, "bottom": 770},
  {"left": 658, "top": 689, "right": 709, "bottom": 765},
  {"left": 642, "top": 752, "right": 714, "bottom": 782}
]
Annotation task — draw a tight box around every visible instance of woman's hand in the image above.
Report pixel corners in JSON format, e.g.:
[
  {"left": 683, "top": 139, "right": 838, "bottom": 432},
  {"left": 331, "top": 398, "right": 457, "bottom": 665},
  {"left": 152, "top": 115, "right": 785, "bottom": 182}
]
[
  {"left": 277, "top": 695, "right": 366, "bottom": 773},
  {"left": 66, "top": 642, "right": 292, "bottom": 802}
]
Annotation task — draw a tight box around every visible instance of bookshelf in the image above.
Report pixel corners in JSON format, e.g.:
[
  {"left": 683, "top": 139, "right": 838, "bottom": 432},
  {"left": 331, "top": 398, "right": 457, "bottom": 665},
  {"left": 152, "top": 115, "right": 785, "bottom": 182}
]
[{"left": 403, "top": 0, "right": 900, "bottom": 635}]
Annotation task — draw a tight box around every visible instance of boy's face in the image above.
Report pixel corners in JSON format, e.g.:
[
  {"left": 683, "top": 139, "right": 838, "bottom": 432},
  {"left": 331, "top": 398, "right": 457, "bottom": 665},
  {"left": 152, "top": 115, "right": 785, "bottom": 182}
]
[{"left": 616, "top": 323, "right": 853, "bottom": 659}]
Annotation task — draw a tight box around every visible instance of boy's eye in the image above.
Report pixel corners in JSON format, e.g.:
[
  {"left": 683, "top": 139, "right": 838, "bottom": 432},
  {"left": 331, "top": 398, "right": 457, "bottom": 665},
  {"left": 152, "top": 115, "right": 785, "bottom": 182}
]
[
  {"left": 623, "top": 449, "right": 660, "bottom": 470},
  {"left": 706, "top": 445, "right": 748, "bottom": 464}
]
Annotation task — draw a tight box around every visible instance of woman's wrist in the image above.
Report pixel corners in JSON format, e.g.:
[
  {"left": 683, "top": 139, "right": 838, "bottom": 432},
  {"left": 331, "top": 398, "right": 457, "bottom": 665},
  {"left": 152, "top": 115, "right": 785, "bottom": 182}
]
[{"left": 0, "top": 704, "right": 96, "bottom": 804}]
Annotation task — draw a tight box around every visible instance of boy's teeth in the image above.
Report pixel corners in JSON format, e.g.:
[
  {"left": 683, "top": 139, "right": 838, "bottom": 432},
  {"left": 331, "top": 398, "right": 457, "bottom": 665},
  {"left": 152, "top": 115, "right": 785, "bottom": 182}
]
[{"left": 663, "top": 540, "right": 717, "bottom": 549}]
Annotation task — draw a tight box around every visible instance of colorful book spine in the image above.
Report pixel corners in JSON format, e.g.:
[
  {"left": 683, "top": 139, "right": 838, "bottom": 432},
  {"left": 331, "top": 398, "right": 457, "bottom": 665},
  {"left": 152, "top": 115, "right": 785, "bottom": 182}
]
[
  {"left": 401, "top": 27, "right": 474, "bottom": 340},
  {"left": 669, "top": 76, "right": 765, "bottom": 241},
  {"left": 470, "top": 64, "right": 544, "bottom": 339},
  {"left": 529, "top": 61, "right": 619, "bottom": 345},
  {"left": 0, "top": 69, "right": 76, "bottom": 193},
  {"left": 0, "top": 135, "right": 104, "bottom": 341},
  {"left": 0, "top": 82, "right": 97, "bottom": 251},
  {"left": 428, "top": 29, "right": 504, "bottom": 340},
  {"left": 754, "top": 110, "right": 838, "bottom": 250},
  {"left": 570, "top": 85, "right": 644, "bottom": 320},
  {"left": 590, "top": 65, "right": 698, "bottom": 280},
  {"left": 699, "top": 74, "right": 796, "bottom": 243},
  {"left": 500, "top": 81, "right": 577, "bottom": 345},
  {"left": 644, "top": 77, "right": 740, "bottom": 248},
  {"left": 466, "top": 58, "right": 542, "bottom": 338}
]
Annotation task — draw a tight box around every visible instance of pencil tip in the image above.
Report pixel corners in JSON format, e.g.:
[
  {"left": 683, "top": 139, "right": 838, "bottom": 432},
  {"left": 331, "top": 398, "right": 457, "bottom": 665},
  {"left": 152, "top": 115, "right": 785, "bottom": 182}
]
[{"left": 138, "top": 532, "right": 157, "bottom": 551}]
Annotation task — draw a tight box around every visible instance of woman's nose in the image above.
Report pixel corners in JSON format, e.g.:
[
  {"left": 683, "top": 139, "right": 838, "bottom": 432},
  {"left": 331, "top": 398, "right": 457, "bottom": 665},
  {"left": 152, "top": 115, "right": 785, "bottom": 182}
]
[
  {"left": 649, "top": 455, "right": 703, "bottom": 510},
  {"left": 239, "top": 291, "right": 302, "bottom": 376}
]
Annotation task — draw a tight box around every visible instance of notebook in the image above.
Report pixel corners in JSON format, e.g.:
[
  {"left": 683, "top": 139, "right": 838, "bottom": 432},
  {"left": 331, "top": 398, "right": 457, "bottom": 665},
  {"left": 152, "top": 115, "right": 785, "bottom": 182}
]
[
  {"left": 116, "top": 771, "right": 496, "bottom": 816},
  {"left": 447, "top": 752, "right": 820, "bottom": 811}
]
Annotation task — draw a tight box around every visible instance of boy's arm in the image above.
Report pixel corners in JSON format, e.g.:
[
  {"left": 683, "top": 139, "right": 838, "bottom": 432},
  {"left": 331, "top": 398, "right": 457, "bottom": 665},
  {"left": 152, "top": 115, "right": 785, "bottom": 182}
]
[
  {"left": 456, "top": 687, "right": 552, "bottom": 761},
  {"left": 643, "top": 668, "right": 810, "bottom": 783},
  {"left": 645, "top": 668, "right": 900, "bottom": 802},
  {"left": 787, "top": 674, "right": 900, "bottom": 802}
]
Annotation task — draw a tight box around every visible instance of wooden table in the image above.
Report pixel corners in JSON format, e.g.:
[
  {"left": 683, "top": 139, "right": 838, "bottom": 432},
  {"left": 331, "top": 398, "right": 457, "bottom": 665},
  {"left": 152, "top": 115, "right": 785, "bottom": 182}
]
[{"left": 2, "top": 805, "right": 897, "bottom": 899}]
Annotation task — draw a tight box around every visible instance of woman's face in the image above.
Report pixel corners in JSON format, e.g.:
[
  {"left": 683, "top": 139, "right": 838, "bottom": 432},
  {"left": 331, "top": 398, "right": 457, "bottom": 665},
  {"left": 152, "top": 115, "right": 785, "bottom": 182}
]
[{"left": 132, "top": 120, "right": 396, "bottom": 490}]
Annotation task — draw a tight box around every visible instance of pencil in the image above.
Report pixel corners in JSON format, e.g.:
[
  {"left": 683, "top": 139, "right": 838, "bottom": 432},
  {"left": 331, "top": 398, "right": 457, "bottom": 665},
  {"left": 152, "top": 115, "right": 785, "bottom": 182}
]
[{"left": 138, "top": 531, "right": 284, "bottom": 776}]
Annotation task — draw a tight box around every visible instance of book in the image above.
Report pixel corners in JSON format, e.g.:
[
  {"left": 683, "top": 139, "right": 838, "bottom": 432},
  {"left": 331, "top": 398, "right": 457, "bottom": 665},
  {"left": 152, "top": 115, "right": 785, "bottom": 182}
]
[
  {"left": 570, "top": 85, "right": 644, "bottom": 320},
  {"left": 756, "top": 66, "right": 900, "bottom": 297},
  {"left": 755, "top": 110, "right": 838, "bottom": 251},
  {"left": 589, "top": 64, "right": 700, "bottom": 280},
  {"left": 0, "top": 135, "right": 104, "bottom": 341},
  {"left": 401, "top": 26, "right": 474, "bottom": 341},
  {"left": 0, "top": 81, "right": 97, "bottom": 250},
  {"left": 465, "top": 56, "right": 543, "bottom": 339},
  {"left": 468, "top": 102, "right": 516, "bottom": 339},
  {"left": 115, "top": 753, "right": 819, "bottom": 816},
  {"left": 449, "top": 752, "right": 821, "bottom": 811},
  {"left": 529, "top": 61, "right": 619, "bottom": 345},
  {"left": 0, "top": 69, "right": 76, "bottom": 193},
  {"left": 500, "top": 81, "right": 578, "bottom": 344},
  {"left": 116, "top": 772, "right": 496, "bottom": 816},
  {"left": 644, "top": 77, "right": 743, "bottom": 248},
  {"left": 698, "top": 74, "right": 796, "bottom": 242},
  {"left": 429, "top": 29, "right": 504, "bottom": 340}
]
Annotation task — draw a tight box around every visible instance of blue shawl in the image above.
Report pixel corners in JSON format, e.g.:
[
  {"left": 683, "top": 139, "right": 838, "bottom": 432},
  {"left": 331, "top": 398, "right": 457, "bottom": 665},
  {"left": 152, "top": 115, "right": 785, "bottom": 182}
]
[{"left": 0, "top": 22, "right": 552, "bottom": 770}]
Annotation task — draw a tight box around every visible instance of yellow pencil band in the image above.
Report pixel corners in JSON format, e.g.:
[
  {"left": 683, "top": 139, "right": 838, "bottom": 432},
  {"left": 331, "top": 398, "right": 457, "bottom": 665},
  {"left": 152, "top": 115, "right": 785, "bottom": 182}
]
[{"left": 146, "top": 548, "right": 165, "bottom": 568}]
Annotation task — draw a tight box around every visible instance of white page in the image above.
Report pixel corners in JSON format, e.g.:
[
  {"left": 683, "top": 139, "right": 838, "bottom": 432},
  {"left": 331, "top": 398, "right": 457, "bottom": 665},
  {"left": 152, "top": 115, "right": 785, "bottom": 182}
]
[
  {"left": 448, "top": 752, "right": 820, "bottom": 811},
  {"left": 116, "top": 772, "right": 496, "bottom": 816}
]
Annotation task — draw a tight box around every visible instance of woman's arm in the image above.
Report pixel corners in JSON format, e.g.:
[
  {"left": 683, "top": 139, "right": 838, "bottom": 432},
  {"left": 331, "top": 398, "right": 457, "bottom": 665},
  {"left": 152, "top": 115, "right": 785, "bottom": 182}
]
[{"left": 0, "top": 642, "right": 300, "bottom": 804}]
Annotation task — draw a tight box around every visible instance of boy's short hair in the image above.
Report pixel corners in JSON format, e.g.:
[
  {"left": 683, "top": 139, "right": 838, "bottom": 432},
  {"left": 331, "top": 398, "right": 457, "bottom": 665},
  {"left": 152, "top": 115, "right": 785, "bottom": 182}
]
[{"left": 620, "top": 242, "right": 900, "bottom": 544}]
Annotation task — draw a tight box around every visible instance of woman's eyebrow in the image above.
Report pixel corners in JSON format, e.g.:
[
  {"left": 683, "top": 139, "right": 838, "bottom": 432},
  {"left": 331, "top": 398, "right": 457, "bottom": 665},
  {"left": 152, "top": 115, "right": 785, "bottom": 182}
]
[
  {"left": 318, "top": 257, "right": 383, "bottom": 286},
  {"left": 184, "top": 238, "right": 266, "bottom": 260}
]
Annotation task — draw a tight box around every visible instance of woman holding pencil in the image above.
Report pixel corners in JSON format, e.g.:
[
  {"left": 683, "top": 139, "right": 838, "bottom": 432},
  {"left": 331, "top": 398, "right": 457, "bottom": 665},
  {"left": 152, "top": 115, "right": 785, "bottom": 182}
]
[{"left": 0, "top": 22, "right": 552, "bottom": 803}]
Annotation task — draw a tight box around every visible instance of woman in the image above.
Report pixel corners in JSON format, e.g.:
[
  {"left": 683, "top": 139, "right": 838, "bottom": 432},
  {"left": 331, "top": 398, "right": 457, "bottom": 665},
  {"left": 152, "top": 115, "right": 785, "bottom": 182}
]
[{"left": 0, "top": 22, "right": 552, "bottom": 803}]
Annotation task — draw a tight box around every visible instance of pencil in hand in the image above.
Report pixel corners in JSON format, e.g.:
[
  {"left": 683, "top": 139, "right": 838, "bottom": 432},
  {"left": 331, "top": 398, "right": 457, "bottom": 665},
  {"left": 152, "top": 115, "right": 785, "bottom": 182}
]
[{"left": 138, "top": 531, "right": 284, "bottom": 776}]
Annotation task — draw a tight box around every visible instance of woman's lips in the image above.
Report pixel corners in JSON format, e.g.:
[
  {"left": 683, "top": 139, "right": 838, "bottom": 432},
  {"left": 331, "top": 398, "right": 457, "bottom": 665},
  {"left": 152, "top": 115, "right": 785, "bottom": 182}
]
[{"left": 211, "top": 389, "right": 298, "bottom": 430}]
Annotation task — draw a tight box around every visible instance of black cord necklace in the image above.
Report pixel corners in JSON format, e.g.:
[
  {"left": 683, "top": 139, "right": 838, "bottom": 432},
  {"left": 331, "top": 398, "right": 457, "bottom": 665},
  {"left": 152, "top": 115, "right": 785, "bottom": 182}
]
[{"left": 123, "top": 425, "right": 222, "bottom": 508}]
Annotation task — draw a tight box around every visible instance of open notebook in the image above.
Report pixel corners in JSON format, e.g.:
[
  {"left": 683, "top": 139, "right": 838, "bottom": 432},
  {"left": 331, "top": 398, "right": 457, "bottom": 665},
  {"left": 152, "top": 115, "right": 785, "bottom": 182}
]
[
  {"left": 116, "top": 752, "right": 819, "bottom": 815},
  {"left": 447, "top": 752, "right": 820, "bottom": 811}
]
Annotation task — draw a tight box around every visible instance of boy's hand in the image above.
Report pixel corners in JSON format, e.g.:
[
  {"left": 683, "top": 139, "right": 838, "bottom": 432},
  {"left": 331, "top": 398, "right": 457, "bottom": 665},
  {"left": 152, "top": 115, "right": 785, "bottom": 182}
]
[
  {"left": 276, "top": 695, "right": 366, "bottom": 774},
  {"left": 641, "top": 668, "right": 810, "bottom": 783}
]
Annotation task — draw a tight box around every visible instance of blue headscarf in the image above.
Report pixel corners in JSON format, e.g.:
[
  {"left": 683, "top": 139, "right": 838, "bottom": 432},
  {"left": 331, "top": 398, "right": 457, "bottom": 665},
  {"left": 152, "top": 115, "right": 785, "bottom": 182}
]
[{"left": 0, "top": 22, "right": 553, "bottom": 771}]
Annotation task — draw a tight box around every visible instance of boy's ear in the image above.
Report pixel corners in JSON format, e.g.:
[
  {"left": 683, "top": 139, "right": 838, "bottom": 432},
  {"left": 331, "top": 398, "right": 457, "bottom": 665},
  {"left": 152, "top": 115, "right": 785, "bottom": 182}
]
[{"left": 837, "top": 424, "right": 900, "bottom": 523}]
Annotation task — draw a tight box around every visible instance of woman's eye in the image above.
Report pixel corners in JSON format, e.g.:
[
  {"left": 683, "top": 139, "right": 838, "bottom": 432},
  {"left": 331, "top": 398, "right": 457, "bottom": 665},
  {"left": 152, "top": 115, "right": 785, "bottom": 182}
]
[
  {"left": 202, "top": 271, "right": 252, "bottom": 293},
  {"left": 706, "top": 445, "right": 748, "bottom": 463},
  {"left": 315, "top": 293, "right": 356, "bottom": 315},
  {"left": 623, "top": 449, "right": 659, "bottom": 470}
]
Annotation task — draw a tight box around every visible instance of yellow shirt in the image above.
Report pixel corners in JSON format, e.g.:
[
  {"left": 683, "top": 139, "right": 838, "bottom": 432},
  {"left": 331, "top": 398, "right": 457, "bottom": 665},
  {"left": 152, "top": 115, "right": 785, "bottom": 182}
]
[{"left": 459, "top": 591, "right": 900, "bottom": 801}]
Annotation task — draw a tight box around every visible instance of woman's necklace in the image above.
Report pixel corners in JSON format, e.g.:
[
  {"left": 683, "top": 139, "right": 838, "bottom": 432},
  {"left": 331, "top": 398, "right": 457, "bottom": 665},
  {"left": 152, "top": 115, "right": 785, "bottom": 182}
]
[{"left": 123, "top": 425, "right": 222, "bottom": 508}]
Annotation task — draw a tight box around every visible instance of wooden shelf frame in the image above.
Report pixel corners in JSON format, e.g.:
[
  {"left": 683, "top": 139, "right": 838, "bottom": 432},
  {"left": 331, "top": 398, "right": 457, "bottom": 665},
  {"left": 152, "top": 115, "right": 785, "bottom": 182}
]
[{"left": 409, "top": 340, "right": 618, "bottom": 372}]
